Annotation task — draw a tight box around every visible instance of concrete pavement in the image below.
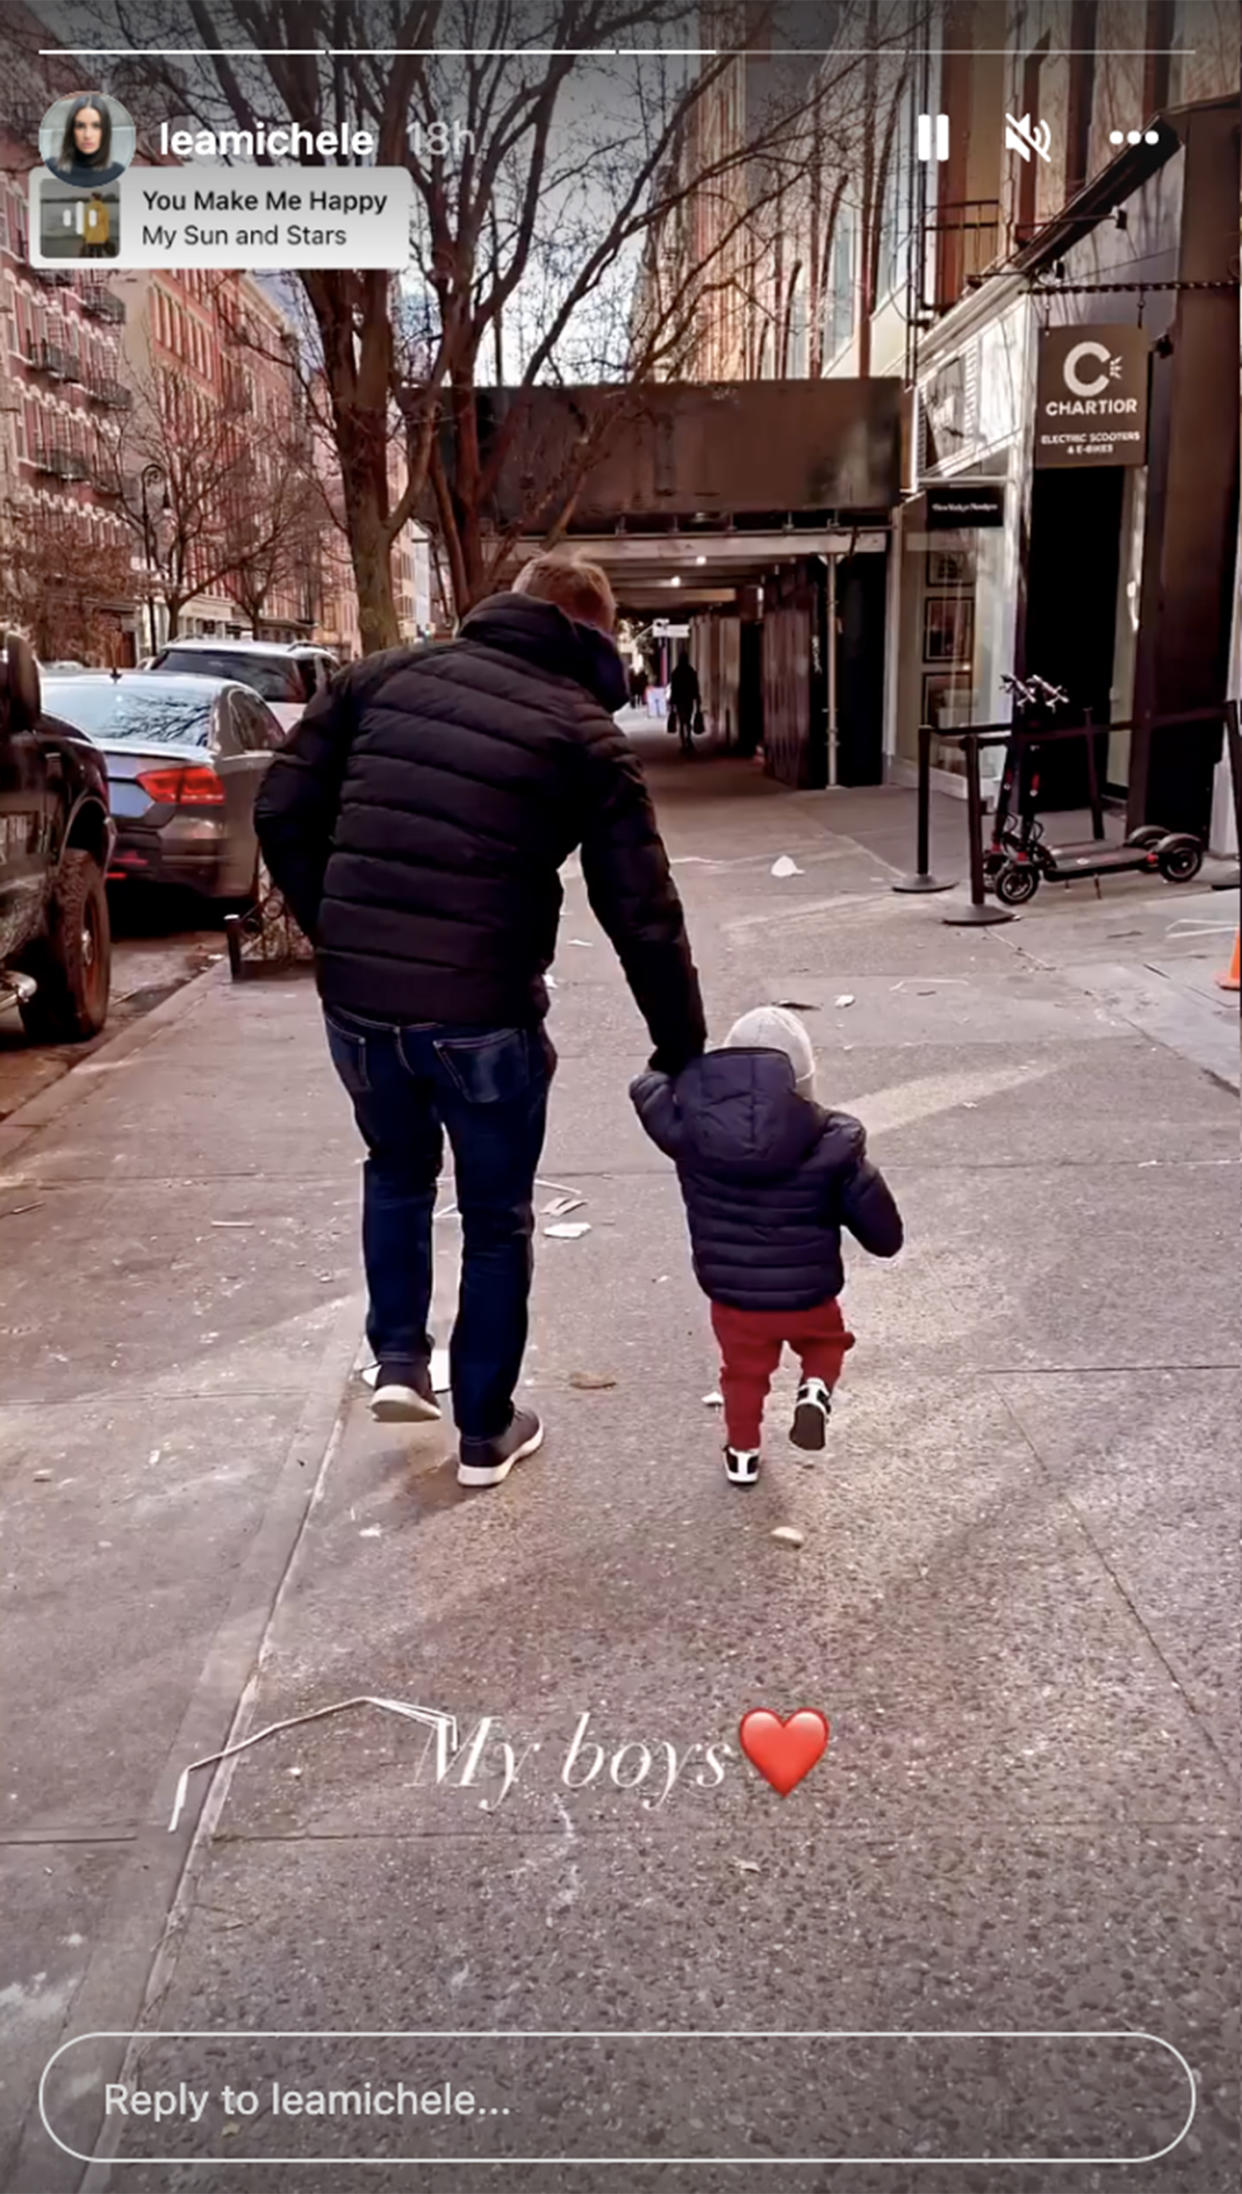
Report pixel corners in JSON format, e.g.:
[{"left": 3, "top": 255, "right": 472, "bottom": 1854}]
[{"left": 2, "top": 735, "right": 1238, "bottom": 2192}]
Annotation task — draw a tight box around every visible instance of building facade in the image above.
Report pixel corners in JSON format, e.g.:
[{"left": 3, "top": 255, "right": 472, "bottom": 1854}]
[
  {"left": 660, "top": 0, "right": 1239, "bottom": 844},
  {"left": 111, "top": 264, "right": 317, "bottom": 648},
  {"left": 0, "top": 132, "right": 138, "bottom": 661}
]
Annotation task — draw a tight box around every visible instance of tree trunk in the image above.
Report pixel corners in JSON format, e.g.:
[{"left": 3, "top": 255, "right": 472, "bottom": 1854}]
[{"left": 343, "top": 471, "right": 400, "bottom": 653}]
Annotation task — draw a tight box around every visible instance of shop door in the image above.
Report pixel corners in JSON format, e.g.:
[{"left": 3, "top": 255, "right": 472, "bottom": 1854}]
[
  {"left": 738, "top": 623, "right": 763, "bottom": 756},
  {"left": 835, "top": 552, "right": 886, "bottom": 785},
  {"left": 1021, "top": 465, "right": 1124, "bottom": 808}
]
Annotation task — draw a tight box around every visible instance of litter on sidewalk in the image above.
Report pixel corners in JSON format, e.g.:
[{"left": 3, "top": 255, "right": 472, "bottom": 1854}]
[
  {"left": 770, "top": 1526, "right": 805, "bottom": 1549},
  {"left": 702, "top": 1390, "right": 724, "bottom": 1408},
  {"left": 545, "top": 1221, "right": 591, "bottom": 1239},
  {"left": 770, "top": 855, "right": 803, "bottom": 878},
  {"left": 168, "top": 1696, "right": 461, "bottom": 1833},
  {"left": 568, "top": 1370, "right": 617, "bottom": 1390},
  {"left": 543, "top": 1193, "right": 585, "bottom": 1217}
]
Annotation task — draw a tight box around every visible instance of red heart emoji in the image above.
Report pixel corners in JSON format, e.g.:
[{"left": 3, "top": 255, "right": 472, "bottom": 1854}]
[{"left": 739, "top": 1708, "right": 830, "bottom": 1796}]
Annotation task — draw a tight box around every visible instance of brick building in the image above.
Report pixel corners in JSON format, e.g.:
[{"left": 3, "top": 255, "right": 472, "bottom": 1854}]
[
  {"left": 0, "top": 131, "right": 138, "bottom": 660},
  {"left": 111, "top": 262, "right": 316, "bottom": 647}
]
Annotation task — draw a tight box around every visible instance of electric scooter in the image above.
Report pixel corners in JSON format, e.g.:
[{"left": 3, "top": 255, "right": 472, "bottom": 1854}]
[{"left": 985, "top": 676, "right": 1204, "bottom": 906}]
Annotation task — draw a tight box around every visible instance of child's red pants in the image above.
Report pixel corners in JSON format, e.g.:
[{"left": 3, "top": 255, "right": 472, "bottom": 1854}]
[{"left": 710, "top": 1297, "right": 855, "bottom": 1449}]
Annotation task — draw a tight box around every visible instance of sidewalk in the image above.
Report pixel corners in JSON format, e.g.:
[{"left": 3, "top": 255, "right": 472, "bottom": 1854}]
[{"left": 2, "top": 753, "right": 1238, "bottom": 2191}]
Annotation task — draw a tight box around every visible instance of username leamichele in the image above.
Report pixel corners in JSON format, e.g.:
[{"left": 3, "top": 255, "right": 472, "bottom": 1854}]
[{"left": 422, "top": 1712, "right": 733, "bottom": 1811}]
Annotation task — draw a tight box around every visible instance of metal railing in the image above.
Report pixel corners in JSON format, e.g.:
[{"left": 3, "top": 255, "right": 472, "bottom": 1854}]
[
  {"left": 86, "top": 376, "right": 132, "bottom": 409},
  {"left": 80, "top": 287, "right": 126, "bottom": 322}
]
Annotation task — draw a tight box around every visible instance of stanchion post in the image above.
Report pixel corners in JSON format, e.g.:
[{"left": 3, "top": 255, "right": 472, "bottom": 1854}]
[
  {"left": 943, "top": 732, "right": 1014, "bottom": 926},
  {"left": 1084, "top": 723, "right": 1105, "bottom": 841},
  {"left": 892, "top": 721, "right": 957, "bottom": 894}
]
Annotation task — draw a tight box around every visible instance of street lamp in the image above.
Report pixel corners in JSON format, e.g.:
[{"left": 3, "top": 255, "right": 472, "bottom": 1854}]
[{"left": 139, "top": 462, "right": 168, "bottom": 655}]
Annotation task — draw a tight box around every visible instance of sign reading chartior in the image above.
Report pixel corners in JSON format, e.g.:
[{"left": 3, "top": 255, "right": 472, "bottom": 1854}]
[
  {"left": 1034, "top": 325, "right": 1150, "bottom": 468},
  {"left": 29, "top": 164, "right": 413, "bottom": 269}
]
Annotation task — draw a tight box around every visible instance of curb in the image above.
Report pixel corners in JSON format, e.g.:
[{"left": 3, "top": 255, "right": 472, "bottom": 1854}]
[
  {"left": 0, "top": 959, "right": 229, "bottom": 1168},
  {"left": 11, "top": 1284, "right": 366, "bottom": 2193}
]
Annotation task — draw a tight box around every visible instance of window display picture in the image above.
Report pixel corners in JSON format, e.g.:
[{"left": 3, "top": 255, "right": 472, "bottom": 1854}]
[
  {"left": 922, "top": 592, "right": 974, "bottom": 665},
  {"left": 39, "top": 92, "right": 135, "bottom": 188},
  {"left": 922, "top": 670, "right": 973, "bottom": 729},
  {"left": 925, "top": 547, "right": 970, "bottom": 587}
]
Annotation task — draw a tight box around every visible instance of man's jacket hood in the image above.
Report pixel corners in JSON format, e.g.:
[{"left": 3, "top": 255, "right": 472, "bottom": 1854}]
[{"left": 461, "top": 593, "right": 629, "bottom": 714}]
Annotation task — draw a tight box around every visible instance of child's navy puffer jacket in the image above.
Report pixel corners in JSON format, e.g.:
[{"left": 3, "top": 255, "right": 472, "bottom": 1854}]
[{"left": 631, "top": 1045, "right": 903, "bottom": 1313}]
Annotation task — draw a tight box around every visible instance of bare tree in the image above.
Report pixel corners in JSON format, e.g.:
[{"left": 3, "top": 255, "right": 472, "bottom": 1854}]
[
  {"left": 94, "top": 363, "right": 292, "bottom": 637},
  {"left": 0, "top": 496, "right": 135, "bottom": 662},
  {"left": 44, "top": 0, "right": 862, "bottom": 633},
  {"left": 221, "top": 435, "right": 326, "bottom": 635}
]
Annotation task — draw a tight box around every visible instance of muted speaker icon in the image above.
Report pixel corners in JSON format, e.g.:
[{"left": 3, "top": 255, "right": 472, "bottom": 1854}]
[{"left": 1005, "top": 112, "right": 1052, "bottom": 162}]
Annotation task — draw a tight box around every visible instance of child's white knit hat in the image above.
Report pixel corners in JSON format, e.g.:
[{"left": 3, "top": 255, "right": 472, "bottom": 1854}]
[{"left": 723, "top": 1005, "right": 816, "bottom": 1101}]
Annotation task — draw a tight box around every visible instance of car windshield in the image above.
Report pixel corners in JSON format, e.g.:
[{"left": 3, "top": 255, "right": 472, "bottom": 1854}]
[
  {"left": 156, "top": 648, "right": 303, "bottom": 702},
  {"left": 42, "top": 681, "right": 211, "bottom": 745}
]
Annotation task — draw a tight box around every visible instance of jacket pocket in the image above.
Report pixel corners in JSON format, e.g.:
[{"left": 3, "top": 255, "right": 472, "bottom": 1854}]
[
  {"left": 433, "top": 1028, "right": 532, "bottom": 1106},
  {"left": 323, "top": 1011, "right": 371, "bottom": 1097}
]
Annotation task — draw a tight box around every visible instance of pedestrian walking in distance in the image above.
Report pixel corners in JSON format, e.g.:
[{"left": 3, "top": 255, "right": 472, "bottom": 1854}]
[
  {"left": 667, "top": 644, "right": 701, "bottom": 752},
  {"left": 631, "top": 1006, "right": 902, "bottom": 1485},
  {"left": 256, "top": 554, "right": 705, "bottom": 1488}
]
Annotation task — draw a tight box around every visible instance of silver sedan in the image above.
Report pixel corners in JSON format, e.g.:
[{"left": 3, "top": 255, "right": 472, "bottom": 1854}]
[{"left": 41, "top": 672, "right": 284, "bottom": 902}]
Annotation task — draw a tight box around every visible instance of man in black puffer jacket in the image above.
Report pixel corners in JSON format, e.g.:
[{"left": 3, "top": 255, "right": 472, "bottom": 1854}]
[
  {"left": 256, "top": 554, "right": 705, "bottom": 1490},
  {"left": 631, "top": 1005, "right": 902, "bottom": 1486}
]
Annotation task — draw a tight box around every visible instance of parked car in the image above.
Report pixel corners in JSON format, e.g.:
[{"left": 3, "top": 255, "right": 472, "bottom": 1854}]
[
  {"left": 41, "top": 671, "right": 283, "bottom": 903},
  {"left": 144, "top": 639, "right": 337, "bottom": 732},
  {"left": 0, "top": 633, "right": 114, "bottom": 1043}
]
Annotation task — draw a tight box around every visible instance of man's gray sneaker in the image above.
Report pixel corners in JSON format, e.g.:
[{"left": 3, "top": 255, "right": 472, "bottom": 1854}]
[
  {"left": 371, "top": 1364, "right": 441, "bottom": 1424},
  {"left": 457, "top": 1407, "right": 543, "bottom": 1488}
]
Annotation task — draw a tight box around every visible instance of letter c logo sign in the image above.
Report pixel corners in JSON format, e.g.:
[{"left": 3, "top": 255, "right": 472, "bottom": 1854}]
[{"left": 1062, "top": 340, "right": 1114, "bottom": 398}]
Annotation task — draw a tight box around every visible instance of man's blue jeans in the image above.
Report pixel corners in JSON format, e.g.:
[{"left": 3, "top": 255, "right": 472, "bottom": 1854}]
[{"left": 323, "top": 1009, "right": 554, "bottom": 1440}]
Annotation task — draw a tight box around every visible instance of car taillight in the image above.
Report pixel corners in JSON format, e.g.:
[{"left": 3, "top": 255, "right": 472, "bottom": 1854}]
[{"left": 135, "top": 764, "right": 226, "bottom": 805}]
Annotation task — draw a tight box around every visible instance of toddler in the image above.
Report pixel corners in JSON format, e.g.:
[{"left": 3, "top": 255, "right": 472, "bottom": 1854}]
[{"left": 631, "top": 1006, "right": 903, "bottom": 1484}]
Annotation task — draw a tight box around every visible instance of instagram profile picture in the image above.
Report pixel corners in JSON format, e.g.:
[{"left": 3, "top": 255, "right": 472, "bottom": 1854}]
[{"left": 39, "top": 91, "right": 135, "bottom": 188}]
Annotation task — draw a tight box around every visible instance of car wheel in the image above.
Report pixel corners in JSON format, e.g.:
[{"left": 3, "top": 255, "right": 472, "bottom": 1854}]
[{"left": 19, "top": 849, "right": 112, "bottom": 1043}]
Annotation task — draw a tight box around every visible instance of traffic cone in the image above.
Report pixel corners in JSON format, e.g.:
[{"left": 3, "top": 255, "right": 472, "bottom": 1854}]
[{"left": 1217, "top": 930, "right": 1240, "bottom": 992}]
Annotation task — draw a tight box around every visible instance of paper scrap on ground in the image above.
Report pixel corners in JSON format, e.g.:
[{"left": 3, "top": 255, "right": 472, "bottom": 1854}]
[
  {"left": 168, "top": 1696, "right": 460, "bottom": 1833},
  {"left": 210, "top": 1220, "right": 254, "bottom": 1229},
  {"left": 545, "top": 1221, "right": 591, "bottom": 1239},
  {"left": 568, "top": 1370, "right": 617, "bottom": 1390},
  {"left": 359, "top": 1526, "right": 382, "bottom": 1539},
  {"left": 834, "top": 993, "right": 856, "bottom": 1008},
  {"left": 543, "top": 1193, "right": 585, "bottom": 1217},
  {"left": 770, "top": 1525, "right": 805, "bottom": 1549},
  {"left": 771, "top": 855, "right": 803, "bottom": 878},
  {"left": 702, "top": 1390, "right": 724, "bottom": 1408}
]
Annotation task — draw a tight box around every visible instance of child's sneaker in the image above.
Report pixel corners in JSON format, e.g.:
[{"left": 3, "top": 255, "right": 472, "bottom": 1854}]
[
  {"left": 790, "top": 1377, "right": 832, "bottom": 1451},
  {"left": 724, "top": 1444, "right": 761, "bottom": 1487}
]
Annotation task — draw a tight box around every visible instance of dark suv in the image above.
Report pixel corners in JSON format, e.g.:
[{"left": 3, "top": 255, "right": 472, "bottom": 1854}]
[{"left": 0, "top": 633, "right": 114, "bottom": 1042}]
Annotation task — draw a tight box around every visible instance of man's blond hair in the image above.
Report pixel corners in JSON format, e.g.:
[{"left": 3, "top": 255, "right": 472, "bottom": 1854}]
[{"left": 513, "top": 552, "right": 615, "bottom": 633}]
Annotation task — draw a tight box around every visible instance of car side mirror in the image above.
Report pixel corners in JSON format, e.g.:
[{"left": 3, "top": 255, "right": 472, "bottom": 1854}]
[{"left": 0, "top": 632, "right": 41, "bottom": 734}]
